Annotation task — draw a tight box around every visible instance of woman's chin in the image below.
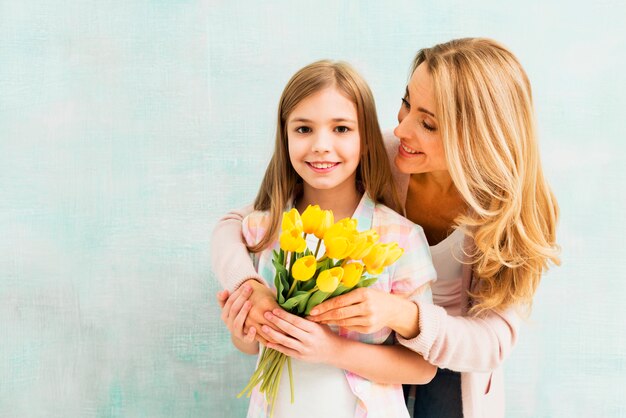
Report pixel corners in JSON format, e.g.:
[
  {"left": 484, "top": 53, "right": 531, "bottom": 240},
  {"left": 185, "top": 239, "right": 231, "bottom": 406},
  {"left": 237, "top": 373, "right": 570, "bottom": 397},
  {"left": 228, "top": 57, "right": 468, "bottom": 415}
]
[{"left": 394, "top": 155, "right": 423, "bottom": 174}]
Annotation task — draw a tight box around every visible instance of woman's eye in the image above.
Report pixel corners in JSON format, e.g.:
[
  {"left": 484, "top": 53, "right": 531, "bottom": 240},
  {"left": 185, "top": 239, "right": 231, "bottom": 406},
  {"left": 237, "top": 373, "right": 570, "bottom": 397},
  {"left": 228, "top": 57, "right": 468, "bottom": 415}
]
[
  {"left": 422, "top": 121, "right": 436, "bottom": 132},
  {"left": 335, "top": 126, "right": 350, "bottom": 133},
  {"left": 401, "top": 97, "right": 410, "bottom": 109},
  {"left": 295, "top": 126, "right": 311, "bottom": 134}
]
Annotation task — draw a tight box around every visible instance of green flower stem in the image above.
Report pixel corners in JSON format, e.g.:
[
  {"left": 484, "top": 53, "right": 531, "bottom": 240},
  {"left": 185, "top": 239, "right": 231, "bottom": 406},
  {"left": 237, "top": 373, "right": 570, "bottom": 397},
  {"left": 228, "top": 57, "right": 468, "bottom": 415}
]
[
  {"left": 314, "top": 238, "right": 322, "bottom": 258},
  {"left": 286, "top": 280, "right": 297, "bottom": 299},
  {"left": 287, "top": 357, "right": 294, "bottom": 403},
  {"left": 237, "top": 347, "right": 278, "bottom": 398},
  {"left": 260, "top": 353, "right": 283, "bottom": 393},
  {"left": 307, "top": 286, "right": 319, "bottom": 294},
  {"left": 269, "top": 355, "right": 286, "bottom": 418}
]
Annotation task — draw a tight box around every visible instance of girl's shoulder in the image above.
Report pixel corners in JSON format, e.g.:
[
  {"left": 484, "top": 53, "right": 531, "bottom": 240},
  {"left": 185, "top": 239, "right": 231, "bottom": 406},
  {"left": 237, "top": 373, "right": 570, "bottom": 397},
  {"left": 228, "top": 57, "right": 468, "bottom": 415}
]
[
  {"left": 372, "top": 202, "right": 423, "bottom": 232},
  {"left": 242, "top": 210, "right": 271, "bottom": 248},
  {"left": 372, "top": 202, "right": 429, "bottom": 251}
]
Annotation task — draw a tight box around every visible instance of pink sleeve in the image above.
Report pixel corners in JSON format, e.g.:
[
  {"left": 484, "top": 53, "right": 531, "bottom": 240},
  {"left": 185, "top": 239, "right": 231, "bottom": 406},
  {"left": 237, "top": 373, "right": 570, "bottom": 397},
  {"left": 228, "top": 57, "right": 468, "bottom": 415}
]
[
  {"left": 210, "top": 205, "right": 267, "bottom": 293},
  {"left": 397, "top": 303, "right": 522, "bottom": 373}
]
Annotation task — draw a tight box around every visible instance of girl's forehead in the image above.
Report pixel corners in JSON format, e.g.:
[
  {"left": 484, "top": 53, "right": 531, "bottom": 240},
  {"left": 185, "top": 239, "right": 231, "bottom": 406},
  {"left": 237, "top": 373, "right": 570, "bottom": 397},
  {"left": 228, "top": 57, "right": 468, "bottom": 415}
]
[{"left": 287, "top": 87, "right": 357, "bottom": 122}]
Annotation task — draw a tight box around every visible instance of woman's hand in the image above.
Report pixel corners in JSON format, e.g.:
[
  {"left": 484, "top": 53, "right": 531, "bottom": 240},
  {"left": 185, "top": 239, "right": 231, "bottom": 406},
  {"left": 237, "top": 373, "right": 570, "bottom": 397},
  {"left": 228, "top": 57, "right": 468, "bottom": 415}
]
[
  {"left": 262, "top": 309, "right": 340, "bottom": 364},
  {"left": 307, "top": 287, "right": 420, "bottom": 337},
  {"left": 217, "top": 285, "right": 256, "bottom": 344}
]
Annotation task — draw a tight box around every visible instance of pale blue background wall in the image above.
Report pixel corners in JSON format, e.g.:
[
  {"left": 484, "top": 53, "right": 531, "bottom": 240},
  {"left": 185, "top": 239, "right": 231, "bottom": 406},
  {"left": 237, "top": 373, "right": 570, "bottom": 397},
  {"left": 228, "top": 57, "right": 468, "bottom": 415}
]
[{"left": 1, "top": 1, "right": 624, "bottom": 417}]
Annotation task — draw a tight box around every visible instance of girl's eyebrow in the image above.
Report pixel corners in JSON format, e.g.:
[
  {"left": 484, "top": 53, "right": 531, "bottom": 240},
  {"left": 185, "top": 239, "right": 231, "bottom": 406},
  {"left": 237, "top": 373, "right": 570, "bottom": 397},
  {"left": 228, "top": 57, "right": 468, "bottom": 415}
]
[
  {"left": 289, "top": 117, "right": 357, "bottom": 124},
  {"left": 405, "top": 86, "right": 436, "bottom": 118}
]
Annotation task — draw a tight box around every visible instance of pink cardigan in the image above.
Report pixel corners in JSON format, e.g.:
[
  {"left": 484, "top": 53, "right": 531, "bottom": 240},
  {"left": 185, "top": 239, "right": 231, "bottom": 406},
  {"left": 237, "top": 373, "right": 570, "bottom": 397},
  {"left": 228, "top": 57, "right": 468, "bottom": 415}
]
[{"left": 211, "top": 133, "right": 522, "bottom": 418}]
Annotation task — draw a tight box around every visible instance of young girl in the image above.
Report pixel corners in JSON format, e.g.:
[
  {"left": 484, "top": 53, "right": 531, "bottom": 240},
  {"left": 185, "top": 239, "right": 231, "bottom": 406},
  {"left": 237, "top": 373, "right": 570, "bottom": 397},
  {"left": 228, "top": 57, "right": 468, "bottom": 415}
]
[{"left": 217, "top": 60, "right": 437, "bottom": 418}]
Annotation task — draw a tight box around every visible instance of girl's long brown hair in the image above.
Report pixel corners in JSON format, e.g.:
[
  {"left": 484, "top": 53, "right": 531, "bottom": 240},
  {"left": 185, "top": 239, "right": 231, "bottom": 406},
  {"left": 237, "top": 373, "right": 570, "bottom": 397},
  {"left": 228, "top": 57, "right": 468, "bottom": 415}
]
[{"left": 250, "top": 60, "right": 400, "bottom": 253}]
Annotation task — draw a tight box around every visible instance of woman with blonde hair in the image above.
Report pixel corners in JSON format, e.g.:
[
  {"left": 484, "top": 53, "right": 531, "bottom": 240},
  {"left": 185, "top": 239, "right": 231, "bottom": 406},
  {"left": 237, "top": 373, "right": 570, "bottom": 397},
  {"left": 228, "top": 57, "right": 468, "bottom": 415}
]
[{"left": 212, "top": 38, "right": 560, "bottom": 417}]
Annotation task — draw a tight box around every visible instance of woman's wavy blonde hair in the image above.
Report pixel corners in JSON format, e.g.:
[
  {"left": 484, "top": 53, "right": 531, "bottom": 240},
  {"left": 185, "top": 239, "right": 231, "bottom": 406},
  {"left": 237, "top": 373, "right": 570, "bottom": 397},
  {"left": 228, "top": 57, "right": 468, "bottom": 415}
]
[
  {"left": 413, "top": 38, "right": 560, "bottom": 315},
  {"left": 250, "top": 60, "right": 401, "bottom": 253}
]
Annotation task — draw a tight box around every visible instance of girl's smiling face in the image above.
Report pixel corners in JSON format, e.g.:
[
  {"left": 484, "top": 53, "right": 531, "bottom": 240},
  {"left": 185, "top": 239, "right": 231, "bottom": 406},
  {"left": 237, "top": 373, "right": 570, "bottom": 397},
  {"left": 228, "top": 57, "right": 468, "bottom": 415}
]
[
  {"left": 287, "top": 86, "right": 361, "bottom": 198},
  {"left": 393, "top": 63, "right": 448, "bottom": 174}
]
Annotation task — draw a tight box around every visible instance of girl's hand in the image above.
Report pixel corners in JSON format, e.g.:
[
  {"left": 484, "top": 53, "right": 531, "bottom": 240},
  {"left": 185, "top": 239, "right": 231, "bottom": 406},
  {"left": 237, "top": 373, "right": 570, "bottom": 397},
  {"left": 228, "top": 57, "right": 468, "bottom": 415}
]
[
  {"left": 262, "top": 309, "right": 340, "bottom": 364},
  {"left": 217, "top": 285, "right": 256, "bottom": 344},
  {"left": 306, "top": 288, "right": 415, "bottom": 335}
]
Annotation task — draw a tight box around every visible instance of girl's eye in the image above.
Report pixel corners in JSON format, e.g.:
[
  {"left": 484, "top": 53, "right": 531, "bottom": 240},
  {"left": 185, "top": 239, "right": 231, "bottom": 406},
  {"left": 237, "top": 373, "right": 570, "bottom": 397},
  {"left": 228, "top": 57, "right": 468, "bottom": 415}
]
[
  {"left": 335, "top": 126, "right": 350, "bottom": 133},
  {"left": 401, "top": 97, "right": 410, "bottom": 109},
  {"left": 295, "top": 126, "right": 311, "bottom": 134},
  {"left": 422, "top": 121, "right": 436, "bottom": 132}
]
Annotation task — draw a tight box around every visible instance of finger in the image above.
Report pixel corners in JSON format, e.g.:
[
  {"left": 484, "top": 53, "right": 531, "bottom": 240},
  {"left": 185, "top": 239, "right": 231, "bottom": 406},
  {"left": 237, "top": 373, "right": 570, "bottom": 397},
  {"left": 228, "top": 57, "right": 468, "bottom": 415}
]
[
  {"left": 307, "top": 304, "right": 364, "bottom": 323},
  {"left": 232, "top": 300, "right": 252, "bottom": 338},
  {"left": 264, "top": 310, "right": 310, "bottom": 340},
  {"left": 216, "top": 290, "right": 230, "bottom": 308},
  {"left": 320, "top": 316, "right": 369, "bottom": 328},
  {"left": 308, "top": 289, "right": 364, "bottom": 316},
  {"left": 221, "top": 286, "right": 244, "bottom": 321},
  {"left": 266, "top": 342, "right": 300, "bottom": 358},
  {"left": 243, "top": 326, "right": 256, "bottom": 344},
  {"left": 222, "top": 285, "right": 250, "bottom": 322},
  {"left": 255, "top": 333, "right": 268, "bottom": 346},
  {"left": 228, "top": 289, "right": 251, "bottom": 324},
  {"left": 246, "top": 320, "right": 276, "bottom": 344},
  {"left": 261, "top": 325, "right": 302, "bottom": 351},
  {"left": 265, "top": 312, "right": 308, "bottom": 341}
]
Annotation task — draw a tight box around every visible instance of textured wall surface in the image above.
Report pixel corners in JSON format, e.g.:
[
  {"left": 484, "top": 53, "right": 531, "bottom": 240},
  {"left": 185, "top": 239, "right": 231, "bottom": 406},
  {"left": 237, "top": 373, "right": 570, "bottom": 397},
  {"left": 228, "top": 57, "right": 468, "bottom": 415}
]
[{"left": 1, "top": 1, "right": 624, "bottom": 417}]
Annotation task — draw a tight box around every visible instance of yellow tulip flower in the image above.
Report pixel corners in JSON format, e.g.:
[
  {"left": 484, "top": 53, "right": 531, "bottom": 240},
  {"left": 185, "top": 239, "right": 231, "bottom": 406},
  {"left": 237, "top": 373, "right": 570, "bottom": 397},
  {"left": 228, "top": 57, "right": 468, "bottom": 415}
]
[
  {"left": 281, "top": 208, "right": 303, "bottom": 232},
  {"left": 323, "top": 218, "right": 357, "bottom": 259},
  {"left": 291, "top": 255, "right": 316, "bottom": 281},
  {"left": 316, "top": 267, "right": 343, "bottom": 293},
  {"left": 279, "top": 228, "right": 307, "bottom": 253},
  {"left": 301, "top": 205, "right": 334, "bottom": 239},
  {"left": 363, "top": 242, "right": 404, "bottom": 275},
  {"left": 341, "top": 263, "right": 364, "bottom": 288},
  {"left": 348, "top": 229, "right": 380, "bottom": 260}
]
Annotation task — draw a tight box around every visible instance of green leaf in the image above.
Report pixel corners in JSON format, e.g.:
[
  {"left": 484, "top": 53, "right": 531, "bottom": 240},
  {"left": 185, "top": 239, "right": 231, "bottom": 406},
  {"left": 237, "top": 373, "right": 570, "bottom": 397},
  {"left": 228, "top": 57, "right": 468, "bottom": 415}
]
[
  {"left": 280, "top": 291, "right": 310, "bottom": 312},
  {"left": 296, "top": 292, "right": 311, "bottom": 314},
  {"left": 333, "top": 259, "right": 345, "bottom": 268},
  {"left": 316, "top": 258, "right": 332, "bottom": 272},
  {"left": 357, "top": 277, "right": 378, "bottom": 288},
  {"left": 330, "top": 283, "right": 350, "bottom": 298},
  {"left": 275, "top": 271, "right": 286, "bottom": 304},
  {"left": 299, "top": 277, "right": 317, "bottom": 292},
  {"left": 305, "top": 290, "right": 331, "bottom": 315}
]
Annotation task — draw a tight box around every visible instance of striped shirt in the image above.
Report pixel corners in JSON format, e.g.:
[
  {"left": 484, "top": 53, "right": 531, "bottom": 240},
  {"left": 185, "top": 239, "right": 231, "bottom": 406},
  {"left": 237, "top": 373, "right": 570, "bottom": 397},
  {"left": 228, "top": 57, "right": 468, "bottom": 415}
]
[{"left": 242, "top": 193, "right": 436, "bottom": 418}]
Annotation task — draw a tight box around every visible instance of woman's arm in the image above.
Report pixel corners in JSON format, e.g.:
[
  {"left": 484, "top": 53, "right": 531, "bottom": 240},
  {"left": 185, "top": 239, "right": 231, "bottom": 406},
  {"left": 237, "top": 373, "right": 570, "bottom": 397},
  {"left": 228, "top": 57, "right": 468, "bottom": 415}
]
[
  {"left": 211, "top": 204, "right": 263, "bottom": 292},
  {"left": 262, "top": 308, "right": 436, "bottom": 385},
  {"left": 309, "top": 292, "right": 521, "bottom": 373},
  {"left": 211, "top": 205, "right": 281, "bottom": 343},
  {"left": 217, "top": 287, "right": 259, "bottom": 355},
  {"left": 396, "top": 301, "right": 521, "bottom": 372}
]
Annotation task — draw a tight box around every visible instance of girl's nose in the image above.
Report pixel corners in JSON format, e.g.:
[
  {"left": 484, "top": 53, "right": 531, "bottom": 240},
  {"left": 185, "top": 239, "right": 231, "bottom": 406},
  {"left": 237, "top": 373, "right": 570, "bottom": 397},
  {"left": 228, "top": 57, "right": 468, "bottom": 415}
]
[{"left": 311, "top": 131, "right": 332, "bottom": 153}]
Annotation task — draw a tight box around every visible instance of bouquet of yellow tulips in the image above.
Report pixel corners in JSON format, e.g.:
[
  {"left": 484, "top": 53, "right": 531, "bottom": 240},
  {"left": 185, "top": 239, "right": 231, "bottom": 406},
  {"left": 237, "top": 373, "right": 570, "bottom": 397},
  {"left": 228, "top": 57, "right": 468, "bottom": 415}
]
[{"left": 238, "top": 205, "right": 404, "bottom": 416}]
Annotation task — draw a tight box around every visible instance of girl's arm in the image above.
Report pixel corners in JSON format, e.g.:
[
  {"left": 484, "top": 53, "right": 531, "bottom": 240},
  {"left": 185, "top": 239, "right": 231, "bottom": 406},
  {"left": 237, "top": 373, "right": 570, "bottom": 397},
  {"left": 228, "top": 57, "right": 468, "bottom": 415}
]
[{"left": 262, "top": 308, "right": 436, "bottom": 385}]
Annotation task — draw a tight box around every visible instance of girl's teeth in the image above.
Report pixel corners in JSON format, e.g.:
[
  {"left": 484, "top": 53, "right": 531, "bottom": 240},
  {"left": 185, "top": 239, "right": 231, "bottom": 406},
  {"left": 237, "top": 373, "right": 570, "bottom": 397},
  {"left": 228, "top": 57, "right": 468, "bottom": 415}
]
[
  {"left": 402, "top": 144, "right": 419, "bottom": 154},
  {"left": 311, "top": 163, "right": 335, "bottom": 169}
]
